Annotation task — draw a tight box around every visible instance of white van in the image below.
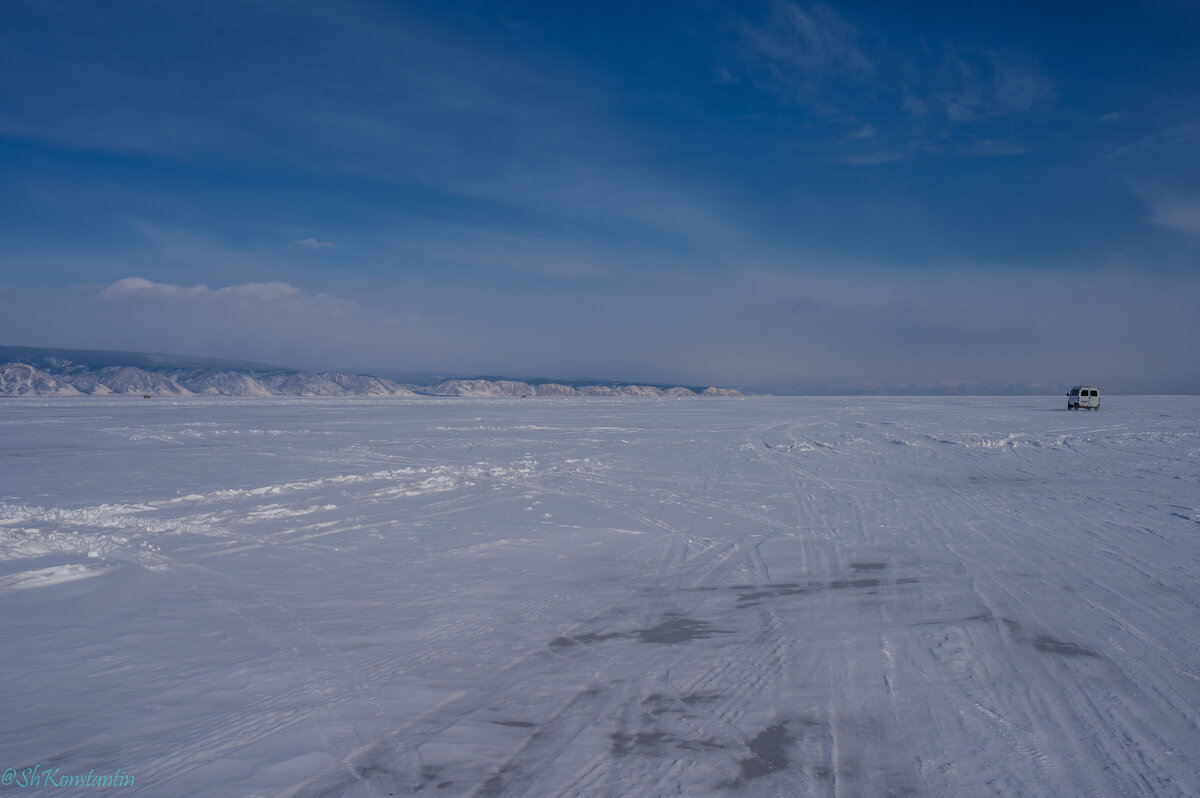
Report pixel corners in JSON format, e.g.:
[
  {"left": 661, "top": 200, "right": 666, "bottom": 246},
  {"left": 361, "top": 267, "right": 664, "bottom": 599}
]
[{"left": 1067, "top": 386, "right": 1100, "bottom": 410}]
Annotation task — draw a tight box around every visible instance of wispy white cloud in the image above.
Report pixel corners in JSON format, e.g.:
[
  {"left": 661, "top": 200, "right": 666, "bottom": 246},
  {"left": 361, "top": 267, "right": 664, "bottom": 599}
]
[
  {"left": 96, "top": 277, "right": 355, "bottom": 312},
  {"left": 0, "top": 0, "right": 618, "bottom": 196},
  {"left": 736, "top": 5, "right": 1052, "bottom": 164},
  {"left": 442, "top": 165, "right": 745, "bottom": 255},
  {"left": 840, "top": 150, "right": 912, "bottom": 166},
  {"left": 1128, "top": 181, "right": 1200, "bottom": 238},
  {"left": 988, "top": 58, "right": 1054, "bottom": 116},
  {"left": 1146, "top": 194, "right": 1200, "bottom": 238},
  {"left": 741, "top": 1, "right": 874, "bottom": 96},
  {"left": 838, "top": 137, "right": 935, "bottom": 166},
  {"left": 296, "top": 237, "right": 333, "bottom": 249},
  {"left": 738, "top": 6, "right": 1054, "bottom": 124},
  {"left": 963, "top": 137, "right": 1031, "bottom": 157},
  {"left": 1106, "top": 122, "right": 1200, "bottom": 159},
  {"left": 416, "top": 233, "right": 619, "bottom": 280},
  {"left": 921, "top": 49, "right": 1054, "bottom": 123}
]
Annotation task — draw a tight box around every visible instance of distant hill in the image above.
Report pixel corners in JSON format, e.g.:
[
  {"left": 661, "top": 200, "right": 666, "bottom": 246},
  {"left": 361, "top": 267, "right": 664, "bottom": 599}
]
[
  {"left": 0, "top": 345, "right": 280, "bottom": 374},
  {"left": 0, "top": 345, "right": 742, "bottom": 398}
]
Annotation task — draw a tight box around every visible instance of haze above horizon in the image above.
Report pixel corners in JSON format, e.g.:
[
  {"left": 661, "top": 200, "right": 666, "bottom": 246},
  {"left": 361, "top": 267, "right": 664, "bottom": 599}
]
[{"left": 2, "top": 1, "right": 1198, "bottom": 393}]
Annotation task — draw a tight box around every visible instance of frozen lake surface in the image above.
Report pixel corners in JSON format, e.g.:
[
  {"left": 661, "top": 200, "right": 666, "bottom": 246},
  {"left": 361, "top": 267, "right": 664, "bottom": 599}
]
[{"left": 1, "top": 396, "right": 1198, "bottom": 797}]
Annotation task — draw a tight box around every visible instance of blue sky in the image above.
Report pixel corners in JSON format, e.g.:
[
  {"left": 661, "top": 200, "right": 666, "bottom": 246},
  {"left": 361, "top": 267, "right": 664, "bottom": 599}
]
[{"left": 1, "top": 0, "right": 1198, "bottom": 391}]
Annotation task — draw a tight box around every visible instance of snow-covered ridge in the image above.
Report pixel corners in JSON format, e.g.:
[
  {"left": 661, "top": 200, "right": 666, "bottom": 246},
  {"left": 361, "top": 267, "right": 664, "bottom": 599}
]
[
  {"left": 425, "top": 379, "right": 739, "bottom": 398},
  {"left": 0, "top": 363, "right": 81, "bottom": 396},
  {"left": 0, "top": 348, "right": 741, "bottom": 397},
  {"left": 0, "top": 362, "right": 421, "bottom": 397}
]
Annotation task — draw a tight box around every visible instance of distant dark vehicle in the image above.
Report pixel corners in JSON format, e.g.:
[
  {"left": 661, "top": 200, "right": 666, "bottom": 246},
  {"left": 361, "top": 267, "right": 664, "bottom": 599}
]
[{"left": 1067, "top": 386, "right": 1100, "bottom": 410}]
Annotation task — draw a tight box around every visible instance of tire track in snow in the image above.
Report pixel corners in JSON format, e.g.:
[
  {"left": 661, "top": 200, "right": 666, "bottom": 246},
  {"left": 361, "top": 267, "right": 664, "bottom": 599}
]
[{"left": 874, "top": 414, "right": 1198, "bottom": 797}]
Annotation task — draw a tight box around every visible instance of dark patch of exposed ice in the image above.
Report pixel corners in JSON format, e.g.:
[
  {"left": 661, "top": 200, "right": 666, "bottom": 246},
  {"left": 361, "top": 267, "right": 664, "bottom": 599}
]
[
  {"left": 635, "top": 615, "right": 720, "bottom": 644},
  {"left": 548, "top": 630, "right": 623, "bottom": 647},
  {"left": 680, "top": 692, "right": 721, "bottom": 705},
  {"left": 1033, "top": 635, "right": 1097, "bottom": 657},
  {"left": 829, "top": 578, "right": 880, "bottom": 589},
  {"left": 722, "top": 723, "right": 794, "bottom": 784},
  {"left": 611, "top": 730, "right": 672, "bottom": 755}
]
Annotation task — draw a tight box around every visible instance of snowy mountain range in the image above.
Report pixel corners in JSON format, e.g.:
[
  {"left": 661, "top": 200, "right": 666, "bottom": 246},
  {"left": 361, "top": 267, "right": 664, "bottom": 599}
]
[{"left": 0, "top": 346, "right": 741, "bottom": 398}]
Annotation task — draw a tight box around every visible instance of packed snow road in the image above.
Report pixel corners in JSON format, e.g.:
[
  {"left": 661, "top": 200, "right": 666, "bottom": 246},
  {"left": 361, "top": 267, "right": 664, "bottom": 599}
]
[{"left": 1, "top": 396, "right": 1197, "bottom": 797}]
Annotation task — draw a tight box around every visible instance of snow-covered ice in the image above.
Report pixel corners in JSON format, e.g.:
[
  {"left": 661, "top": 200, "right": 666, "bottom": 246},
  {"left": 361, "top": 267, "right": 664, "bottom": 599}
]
[{"left": 1, "top": 396, "right": 1197, "bottom": 796}]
